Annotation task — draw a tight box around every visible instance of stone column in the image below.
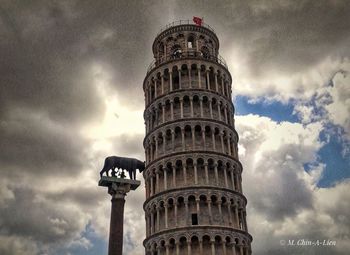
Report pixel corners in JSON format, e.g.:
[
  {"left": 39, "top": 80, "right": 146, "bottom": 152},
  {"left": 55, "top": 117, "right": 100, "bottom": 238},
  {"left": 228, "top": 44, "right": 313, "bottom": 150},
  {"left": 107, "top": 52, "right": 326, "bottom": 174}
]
[
  {"left": 148, "top": 86, "right": 151, "bottom": 103},
  {"left": 212, "top": 131, "right": 216, "bottom": 150},
  {"left": 234, "top": 206, "right": 239, "bottom": 228},
  {"left": 214, "top": 163, "right": 219, "bottom": 185},
  {"left": 180, "top": 98, "right": 184, "bottom": 118},
  {"left": 209, "top": 99, "right": 213, "bottom": 118},
  {"left": 223, "top": 166, "right": 228, "bottom": 188},
  {"left": 155, "top": 138, "right": 159, "bottom": 158},
  {"left": 210, "top": 241, "right": 215, "bottom": 255},
  {"left": 220, "top": 132, "right": 225, "bottom": 153},
  {"left": 171, "top": 130, "right": 175, "bottom": 151},
  {"left": 150, "top": 142, "right": 153, "bottom": 162},
  {"left": 163, "top": 168, "right": 167, "bottom": 190},
  {"left": 239, "top": 174, "right": 243, "bottom": 193},
  {"left": 204, "top": 163, "right": 209, "bottom": 184},
  {"left": 188, "top": 67, "right": 192, "bottom": 88},
  {"left": 199, "top": 241, "right": 203, "bottom": 254},
  {"left": 164, "top": 204, "right": 168, "bottom": 229},
  {"left": 226, "top": 81, "right": 230, "bottom": 98},
  {"left": 162, "top": 133, "right": 166, "bottom": 154},
  {"left": 224, "top": 106, "right": 228, "bottom": 124},
  {"left": 199, "top": 98, "right": 203, "bottom": 117},
  {"left": 244, "top": 210, "right": 248, "bottom": 232},
  {"left": 174, "top": 202, "right": 178, "bottom": 227},
  {"left": 221, "top": 77, "right": 225, "bottom": 95},
  {"left": 235, "top": 174, "right": 240, "bottom": 192},
  {"left": 164, "top": 44, "right": 167, "bottom": 60},
  {"left": 218, "top": 201, "right": 223, "bottom": 224},
  {"left": 170, "top": 100, "right": 174, "bottom": 120},
  {"left": 196, "top": 199, "right": 200, "bottom": 222},
  {"left": 206, "top": 70, "right": 210, "bottom": 89},
  {"left": 198, "top": 68, "right": 201, "bottom": 88},
  {"left": 156, "top": 205, "right": 160, "bottom": 232},
  {"left": 150, "top": 210, "right": 154, "bottom": 234},
  {"left": 183, "top": 164, "right": 187, "bottom": 185},
  {"left": 208, "top": 199, "right": 213, "bottom": 224},
  {"left": 227, "top": 202, "right": 233, "bottom": 225},
  {"left": 150, "top": 175, "right": 154, "bottom": 196},
  {"left": 187, "top": 241, "right": 191, "bottom": 255},
  {"left": 185, "top": 199, "right": 189, "bottom": 225},
  {"left": 215, "top": 72, "right": 218, "bottom": 92},
  {"left": 230, "top": 170, "right": 235, "bottom": 190},
  {"left": 155, "top": 170, "right": 160, "bottom": 192},
  {"left": 165, "top": 244, "right": 169, "bottom": 255},
  {"left": 162, "top": 103, "right": 165, "bottom": 123},
  {"left": 176, "top": 242, "right": 180, "bottom": 255},
  {"left": 218, "top": 102, "right": 222, "bottom": 121},
  {"left": 181, "top": 128, "right": 185, "bottom": 151},
  {"left": 172, "top": 166, "right": 176, "bottom": 187},
  {"left": 194, "top": 163, "right": 198, "bottom": 184},
  {"left": 202, "top": 129, "right": 206, "bottom": 149},
  {"left": 227, "top": 137, "right": 232, "bottom": 155},
  {"left": 154, "top": 80, "right": 157, "bottom": 98},
  {"left": 232, "top": 244, "right": 237, "bottom": 255},
  {"left": 191, "top": 127, "right": 195, "bottom": 149},
  {"left": 169, "top": 71, "right": 173, "bottom": 91},
  {"left": 156, "top": 108, "right": 160, "bottom": 127},
  {"left": 161, "top": 74, "right": 164, "bottom": 94},
  {"left": 222, "top": 241, "right": 227, "bottom": 255}
]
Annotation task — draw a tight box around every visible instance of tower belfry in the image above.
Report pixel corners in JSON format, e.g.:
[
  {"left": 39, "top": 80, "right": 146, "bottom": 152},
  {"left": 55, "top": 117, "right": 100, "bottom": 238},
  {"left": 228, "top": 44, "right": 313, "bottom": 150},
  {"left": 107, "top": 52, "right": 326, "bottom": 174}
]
[{"left": 143, "top": 20, "right": 252, "bottom": 255}]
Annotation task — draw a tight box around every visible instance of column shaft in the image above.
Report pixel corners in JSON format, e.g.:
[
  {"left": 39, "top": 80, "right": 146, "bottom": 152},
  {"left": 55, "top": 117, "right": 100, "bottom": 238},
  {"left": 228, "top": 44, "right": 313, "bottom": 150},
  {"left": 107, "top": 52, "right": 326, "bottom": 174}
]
[{"left": 108, "top": 194, "right": 126, "bottom": 255}]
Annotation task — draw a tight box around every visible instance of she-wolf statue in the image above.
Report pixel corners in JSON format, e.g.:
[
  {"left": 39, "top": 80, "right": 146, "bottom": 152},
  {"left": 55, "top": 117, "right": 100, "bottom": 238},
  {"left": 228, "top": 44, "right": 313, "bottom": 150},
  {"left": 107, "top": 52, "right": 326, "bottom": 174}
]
[{"left": 100, "top": 156, "right": 145, "bottom": 180}]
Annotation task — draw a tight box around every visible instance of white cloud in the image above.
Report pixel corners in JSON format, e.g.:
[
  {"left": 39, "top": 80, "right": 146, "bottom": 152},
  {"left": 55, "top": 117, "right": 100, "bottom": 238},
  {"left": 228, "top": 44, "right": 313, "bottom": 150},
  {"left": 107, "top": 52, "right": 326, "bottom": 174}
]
[{"left": 236, "top": 114, "right": 350, "bottom": 255}]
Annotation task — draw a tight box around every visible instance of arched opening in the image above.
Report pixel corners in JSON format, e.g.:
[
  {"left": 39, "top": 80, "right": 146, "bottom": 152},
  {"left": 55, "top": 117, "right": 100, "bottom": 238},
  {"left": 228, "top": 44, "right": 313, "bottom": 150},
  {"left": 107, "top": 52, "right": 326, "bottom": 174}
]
[
  {"left": 201, "top": 45, "right": 210, "bottom": 59},
  {"left": 184, "top": 125, "right": 192, "bottom": 150},
  {"left": 197, "top": 158, "right": 205, "bottom": 185},
  {"left": 187, "top": 35, "right": 195, "bottom": 50},
  {"left": 199, "top": 195, "right": 208, "bottom": 225},
  {"left": 174, "top": 126, "right": 182, "bottom": 151},
  {"left": 179, "top": 236, "right": 187, "bottom": 254},
  {"left": 202, "top": 235, "right": 211, "bottom": 255},
  {"left": 194, "top": 125, "right": 202, "bottom": 149},
  {"left": 183, "top": 95, "right": 191, "bottom": 117},
  {"left": 186, "top": 157, "right": 194, "bottom": 184}
]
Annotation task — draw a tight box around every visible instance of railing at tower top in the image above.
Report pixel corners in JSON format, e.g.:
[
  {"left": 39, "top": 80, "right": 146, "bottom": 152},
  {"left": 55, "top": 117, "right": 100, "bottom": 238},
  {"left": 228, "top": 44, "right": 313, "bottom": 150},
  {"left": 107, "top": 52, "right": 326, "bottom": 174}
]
[
  {"left": 147, "top": 50, "right": 228, "bottom": 74},
  {"left": 156, "top": 20, "right": 216, "bottom": 36}
]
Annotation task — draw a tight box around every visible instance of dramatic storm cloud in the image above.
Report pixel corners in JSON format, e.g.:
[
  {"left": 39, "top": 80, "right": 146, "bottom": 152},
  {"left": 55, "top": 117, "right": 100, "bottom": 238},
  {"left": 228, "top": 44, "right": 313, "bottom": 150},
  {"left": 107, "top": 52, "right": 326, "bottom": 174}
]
[{"left": 0, "top": 1, "right": 349, "bottom": 255}]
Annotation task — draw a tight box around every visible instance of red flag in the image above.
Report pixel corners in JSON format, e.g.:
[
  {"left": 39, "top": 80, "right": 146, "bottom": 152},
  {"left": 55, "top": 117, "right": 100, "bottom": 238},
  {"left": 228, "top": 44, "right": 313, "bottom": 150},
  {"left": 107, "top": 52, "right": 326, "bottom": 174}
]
[{"left": 193, "top": 16, "right": 203, "bottom": 26}]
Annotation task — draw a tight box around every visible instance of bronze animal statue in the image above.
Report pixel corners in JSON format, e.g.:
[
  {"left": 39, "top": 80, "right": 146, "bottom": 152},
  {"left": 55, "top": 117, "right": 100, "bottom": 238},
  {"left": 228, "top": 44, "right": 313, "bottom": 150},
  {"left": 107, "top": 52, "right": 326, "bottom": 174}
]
[{"left": 100, "top": 156, "right": 145, "bottom": 180}]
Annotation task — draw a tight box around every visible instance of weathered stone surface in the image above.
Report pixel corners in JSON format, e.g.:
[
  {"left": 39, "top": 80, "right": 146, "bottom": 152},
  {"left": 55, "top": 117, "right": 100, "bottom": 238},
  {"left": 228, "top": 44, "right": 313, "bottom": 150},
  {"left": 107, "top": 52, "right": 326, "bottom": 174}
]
[{"left": 142, "top": 22, "right": 252, "bottom": 255}]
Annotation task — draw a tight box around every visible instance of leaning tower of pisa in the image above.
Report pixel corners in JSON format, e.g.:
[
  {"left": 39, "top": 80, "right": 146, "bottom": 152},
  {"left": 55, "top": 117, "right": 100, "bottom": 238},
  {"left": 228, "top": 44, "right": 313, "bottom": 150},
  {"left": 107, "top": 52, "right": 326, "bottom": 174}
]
[{"left": 143, "top": 20, "right": 252, "bottom": 255}]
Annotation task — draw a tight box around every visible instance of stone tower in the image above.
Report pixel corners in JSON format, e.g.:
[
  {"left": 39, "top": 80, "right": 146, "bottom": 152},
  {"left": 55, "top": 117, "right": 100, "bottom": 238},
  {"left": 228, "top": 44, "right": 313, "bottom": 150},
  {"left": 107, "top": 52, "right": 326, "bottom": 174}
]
[{"left": 143, "top": 20, "right": 252, "bottom": 255}]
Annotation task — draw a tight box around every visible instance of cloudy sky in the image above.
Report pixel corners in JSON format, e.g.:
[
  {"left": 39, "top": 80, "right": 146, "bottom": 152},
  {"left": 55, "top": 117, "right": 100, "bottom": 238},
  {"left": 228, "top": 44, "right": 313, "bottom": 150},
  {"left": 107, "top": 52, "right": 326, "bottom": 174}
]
[{"left": 0, "top": 1, "right": 349, "bottom": 254}]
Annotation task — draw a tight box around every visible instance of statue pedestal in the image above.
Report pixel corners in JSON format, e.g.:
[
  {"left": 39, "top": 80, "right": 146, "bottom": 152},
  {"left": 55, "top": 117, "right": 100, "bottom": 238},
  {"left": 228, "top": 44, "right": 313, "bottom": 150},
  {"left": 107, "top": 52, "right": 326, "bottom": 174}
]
[{"left": 99, "top": 176, "right": 140, "bottom": 255}]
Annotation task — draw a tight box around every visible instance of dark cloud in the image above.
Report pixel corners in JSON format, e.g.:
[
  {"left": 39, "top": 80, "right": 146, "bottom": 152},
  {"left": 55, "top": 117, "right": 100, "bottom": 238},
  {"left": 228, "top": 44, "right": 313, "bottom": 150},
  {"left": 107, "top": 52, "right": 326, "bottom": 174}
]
[
  {"left": 249, "top": 145, "right": 313, "bottom": 220},
  {"left": 0, "top": 109, "right": 88, "bottom": 178},
  {"left": 0, "top": 187, "right": 87, "bottom": 246},
  {"left": 0, "top": 1, "right": 349, "bottom": 254},
  {"left": 111, "top": 134, "right": 145, "bottom": 160}
]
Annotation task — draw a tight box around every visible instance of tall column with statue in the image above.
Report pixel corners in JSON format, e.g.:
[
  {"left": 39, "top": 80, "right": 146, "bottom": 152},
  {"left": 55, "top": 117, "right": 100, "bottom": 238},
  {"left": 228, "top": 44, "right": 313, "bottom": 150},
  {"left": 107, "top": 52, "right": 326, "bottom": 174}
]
[{"left": 99, "top": 156, "right": 145, "bottom": 255}]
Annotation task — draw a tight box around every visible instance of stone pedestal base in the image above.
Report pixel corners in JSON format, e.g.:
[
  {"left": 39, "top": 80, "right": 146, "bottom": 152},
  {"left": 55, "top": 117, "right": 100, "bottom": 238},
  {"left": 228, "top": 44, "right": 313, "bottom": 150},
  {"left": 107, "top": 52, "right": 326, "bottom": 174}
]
[{"left": 99, "top": 177, "right": 140, "bottom": 255}]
